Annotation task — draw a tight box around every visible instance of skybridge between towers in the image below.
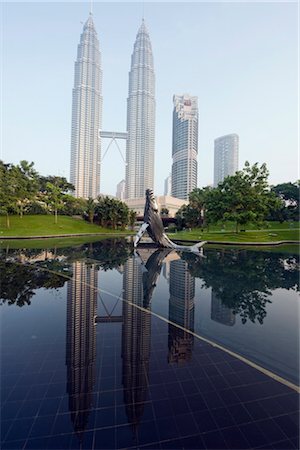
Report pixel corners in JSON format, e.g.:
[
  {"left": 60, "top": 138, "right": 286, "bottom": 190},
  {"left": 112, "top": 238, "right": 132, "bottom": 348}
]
[{"left": 100, "top": 130, "right": 128, "bottom": 165}]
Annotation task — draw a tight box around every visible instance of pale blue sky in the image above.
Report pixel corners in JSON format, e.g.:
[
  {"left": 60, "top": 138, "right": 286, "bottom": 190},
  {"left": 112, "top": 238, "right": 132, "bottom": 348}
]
[{"left": 2, "top": 1, "right": 298, "bottom": 195}]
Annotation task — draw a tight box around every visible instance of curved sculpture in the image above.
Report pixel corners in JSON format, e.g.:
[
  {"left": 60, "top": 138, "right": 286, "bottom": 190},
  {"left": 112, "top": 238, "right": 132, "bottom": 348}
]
[{"left": 134, "top": 189, "right": 206, "bottom": 253}]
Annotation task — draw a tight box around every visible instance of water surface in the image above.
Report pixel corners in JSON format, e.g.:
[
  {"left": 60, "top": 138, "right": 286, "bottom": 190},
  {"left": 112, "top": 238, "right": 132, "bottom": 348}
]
[{"left": 1, "top": 239, "right": 299, "bottom": 449}]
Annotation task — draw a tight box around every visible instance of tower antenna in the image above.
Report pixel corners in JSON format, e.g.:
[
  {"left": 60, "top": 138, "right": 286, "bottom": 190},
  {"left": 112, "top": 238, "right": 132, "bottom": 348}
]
[
  {"left": 90, "top": 0, "right": 93, "bottom": 15},
  {"left": 142, "top": 1, "right": 144, "bottom": 21}
]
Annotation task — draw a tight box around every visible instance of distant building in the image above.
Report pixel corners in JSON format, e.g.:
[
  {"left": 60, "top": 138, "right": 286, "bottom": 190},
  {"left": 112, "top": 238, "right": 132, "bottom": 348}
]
[
  {"left": 171, "top": 94, "right": 198, "bottom": 200},
  {"left": 125, "top": 195, "right": 186, "bottom": 218},
  {"left": 125, "top": 21, "right": 155, "bottom": 200},
  {"left": 164, "top": 174, "right": 172, "bottom": 196},
  {"left": 214, "top": 134, "right": 239, "bottom": 187},
  {"left": 116, "top": 179, "right": 126, "bottom": 201},
  {"left": 70, "top": 14, "right": 102, "bottom": 198}
]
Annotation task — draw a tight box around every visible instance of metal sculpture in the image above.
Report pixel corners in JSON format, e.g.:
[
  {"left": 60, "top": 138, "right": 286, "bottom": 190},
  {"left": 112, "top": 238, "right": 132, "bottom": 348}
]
[{"left": 134, "top": 189, "right": 206, "bottom": 253}]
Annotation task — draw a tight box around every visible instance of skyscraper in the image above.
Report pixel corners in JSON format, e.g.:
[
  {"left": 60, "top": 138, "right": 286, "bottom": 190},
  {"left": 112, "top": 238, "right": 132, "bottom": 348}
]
[
  {"left": 116, "top": 179, "right": 126, "bottom": 201},
  {"left": 171, "top": 94, "right": 198, "bottom": 200},
  {"left": 213, "top": 134, "right": 239, "bottom": 187},
  {"left": 125, "top": 21, "right": 155, "bottom": 200},
  {"left": 164, "top": 174, "right": 172, "bottom": 196},
  {"left": 70, "top": 14, "right": 102, "bottom": 199}
]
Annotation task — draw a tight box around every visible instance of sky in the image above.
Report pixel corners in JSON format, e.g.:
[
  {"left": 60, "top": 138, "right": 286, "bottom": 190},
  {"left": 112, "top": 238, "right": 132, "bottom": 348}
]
[{"left": 1, "top": 1, "right": 298, "bottom": 196}]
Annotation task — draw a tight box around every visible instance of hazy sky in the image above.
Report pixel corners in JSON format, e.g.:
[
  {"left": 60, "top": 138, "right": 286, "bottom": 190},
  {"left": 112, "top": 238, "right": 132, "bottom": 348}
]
[{"left": 2, "top": 1, "right": 298, "bottom": 195}]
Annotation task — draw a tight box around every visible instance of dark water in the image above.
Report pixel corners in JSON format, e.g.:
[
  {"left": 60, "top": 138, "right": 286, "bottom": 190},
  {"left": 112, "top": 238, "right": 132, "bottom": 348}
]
[{"left": 1, "top": 239, "right": 299, "bottom": 449}]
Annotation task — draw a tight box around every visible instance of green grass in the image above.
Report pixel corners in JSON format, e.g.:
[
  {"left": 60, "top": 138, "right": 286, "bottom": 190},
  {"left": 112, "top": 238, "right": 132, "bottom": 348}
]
[
  {"left": 0, "top": 215, "right": 132, "bottom": 237},
  {"left": 168, "top": 221, "right": 299, "bottom": 243}
]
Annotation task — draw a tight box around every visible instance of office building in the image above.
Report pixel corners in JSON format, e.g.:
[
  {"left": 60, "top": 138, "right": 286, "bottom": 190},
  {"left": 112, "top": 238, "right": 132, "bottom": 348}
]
[
  {"left": 70, "top": 14, "right": 102, "bottom": 198},
  {"left": 164, "top": 174, "right": 172, "bottom": 196},
  {"left": 125, "top": 21, "right": 155, "bottom": 199},
  {"left": 171, "top": 94, "right": 198, "bottom": 200},
  {"left": 213, "top": 134, "right": 239, "bottom": 187},
  {"left": 116, "top": 179, "right": 126, "bottom": 201}
]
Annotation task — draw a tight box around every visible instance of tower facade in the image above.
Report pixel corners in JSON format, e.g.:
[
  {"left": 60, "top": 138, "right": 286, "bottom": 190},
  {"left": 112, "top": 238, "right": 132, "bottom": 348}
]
[
  {"left": 125, "top": 21, "right": 155, "bottom": 200},
  {"left": 171, "top": 94, "right": 198, "bottom": 200},
  {"left": 213, "top": 133, "right": 239, "bottom": 187},
  {"left": 70, "top": 14, "right": 102, "bottom": 199}
]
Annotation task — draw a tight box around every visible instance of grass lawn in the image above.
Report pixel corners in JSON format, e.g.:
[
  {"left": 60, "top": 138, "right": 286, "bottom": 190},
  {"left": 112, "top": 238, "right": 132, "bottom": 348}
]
[
  {"left": 168, "top": 221, "right": 299, "bottom": 243},
  {"left": 0, "top": 215, "right": 132, "bottom": 237}
]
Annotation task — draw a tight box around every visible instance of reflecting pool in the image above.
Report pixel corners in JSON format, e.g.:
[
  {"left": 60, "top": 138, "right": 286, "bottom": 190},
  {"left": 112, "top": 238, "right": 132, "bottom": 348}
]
[{"left": 1, "top": 239, "right": 299, "bottom": 449}]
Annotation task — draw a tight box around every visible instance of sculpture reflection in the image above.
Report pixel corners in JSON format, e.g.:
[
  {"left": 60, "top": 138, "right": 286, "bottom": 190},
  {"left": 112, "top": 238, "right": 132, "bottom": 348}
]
[{"left": 121, "top": 249, "right": 170, "bottom": 431}]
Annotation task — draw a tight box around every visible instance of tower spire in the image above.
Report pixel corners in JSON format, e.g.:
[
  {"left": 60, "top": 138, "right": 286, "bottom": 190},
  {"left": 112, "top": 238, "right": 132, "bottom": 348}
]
[{"left": 89, "top": 0, "right": 93, "bottom": 15}]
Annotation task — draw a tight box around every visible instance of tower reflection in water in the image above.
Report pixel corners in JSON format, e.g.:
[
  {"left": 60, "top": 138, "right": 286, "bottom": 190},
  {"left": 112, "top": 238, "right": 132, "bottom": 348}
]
[
  {"left": 65, "top": 250, "right": 195, "bottom": 439},
  {"left": 122, "top": 254, "right": 151, "bottom": 431},
  {"left": 168, "top": 258, "right": 195, "bottom": 364},
  {"left": 211, "top": 290, "right": 236, "bottom": 326},
  {"left": 66, "top": 261, "right": 97, "bottom": 439}
]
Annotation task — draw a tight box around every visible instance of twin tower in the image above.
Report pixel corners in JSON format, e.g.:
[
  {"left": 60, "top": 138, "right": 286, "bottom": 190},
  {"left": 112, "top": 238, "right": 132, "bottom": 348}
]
[{"left": 70, "top": 14, "right": 155, "bottom": 200}]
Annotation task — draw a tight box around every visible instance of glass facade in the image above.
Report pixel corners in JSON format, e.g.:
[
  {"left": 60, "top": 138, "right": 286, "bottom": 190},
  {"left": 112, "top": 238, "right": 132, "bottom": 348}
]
[{"left": 171, "top": 94, "right": 198, "bottom": 200}]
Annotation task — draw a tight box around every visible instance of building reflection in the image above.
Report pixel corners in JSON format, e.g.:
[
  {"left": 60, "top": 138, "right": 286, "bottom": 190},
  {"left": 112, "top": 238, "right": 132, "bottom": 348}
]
[
  {"left": 211, "top": 291, "right": 236, "bottom": 326},
  {"left": 121, "top": 253, "right": 152, "bottom": 431},
  {"left": 168, "top": 259, "right": 195, "bottom": 364},
  {"left": 66, "top": 261, "right": 98, "bottom": 439}
]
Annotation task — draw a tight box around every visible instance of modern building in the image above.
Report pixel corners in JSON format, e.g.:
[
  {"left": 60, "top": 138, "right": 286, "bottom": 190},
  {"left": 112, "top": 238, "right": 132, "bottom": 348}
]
[
  {"left": 70, "top": 14, "right": 102, "bottom": 198},
  {"left": 116, "top": 179, "right": 126, "bottom": 201},
  {"left": 125, "top": 195, "right": 186, "bottom": 218},
  {"left": 171, "top": 94, "right": 198, "bottom": 200},
  {"left": 213, "top": 133, "right": 239, "bottom": 187},
  {"left": 164, "top": 174, "right": 172, "bottom": 196},
  {"left": 125, "top": 21, "right": 155, "bottom": 200}
]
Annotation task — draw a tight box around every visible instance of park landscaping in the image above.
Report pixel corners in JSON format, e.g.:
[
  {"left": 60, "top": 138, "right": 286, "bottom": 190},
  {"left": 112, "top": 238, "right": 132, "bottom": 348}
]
[
  {"left": 168, "top": 221, "right": 299, "bottom": 244},
  {"left": 0, "top": 215, "right": 131, "bottom": 238},
  {"left": 0, "top": 215, "right": 298, "bottom": 246}
]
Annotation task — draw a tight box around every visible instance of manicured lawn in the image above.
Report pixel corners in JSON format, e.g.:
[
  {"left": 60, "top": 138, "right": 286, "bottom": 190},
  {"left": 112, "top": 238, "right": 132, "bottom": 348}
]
[
  {"left": 168, "top": 221, "right": 299, "bottom": 243},
  {"left": 0, "top": 215, "right": 132, "bottom": 237}
]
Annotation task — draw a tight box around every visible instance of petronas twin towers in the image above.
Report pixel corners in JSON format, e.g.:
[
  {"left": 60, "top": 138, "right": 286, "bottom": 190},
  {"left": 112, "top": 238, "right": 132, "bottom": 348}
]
[{"left": 70, "top": 15, "right": 155, "bottom": 199}]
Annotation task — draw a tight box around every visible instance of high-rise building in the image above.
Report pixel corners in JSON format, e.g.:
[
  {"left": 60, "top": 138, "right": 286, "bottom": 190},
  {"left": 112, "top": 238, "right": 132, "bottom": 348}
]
[
  {"left": 171, "top": 94, "right": 198, "bottom": 200},
  {"left": 125, "top": 21, "right": 155, "bottom": 200},
  {"left": 164, "top": 174, "right": 172, "bottom": 196},
  {"left": 213, "top": 133, "right": 239, "bottom": 187},
  {"left": 116, "top": 179, "right": 126, "bottom": 201},
  {"left": 70, "top": 14, "right": 102, "bottom": 199}
]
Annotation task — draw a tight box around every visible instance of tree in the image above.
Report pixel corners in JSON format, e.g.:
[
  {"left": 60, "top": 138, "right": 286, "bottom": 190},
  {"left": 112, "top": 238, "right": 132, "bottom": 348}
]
[
  {"left": 0, "top": 161, "right": 15, "bottom": 228},
  {"left": 85, "top": 198, "right": 96, "bottom": 223},
  {"left": 160, "top": 207, "right": 169, "bottom": 217},
  {"left": 205, "top": 162, "right": 281, "bottom": 232},
  {"left": 129, "top": 209, "right": 137, "bottom": 230},
  {"left": 94, "top": 196, "right": 129, "bottom": 229},
  {"left": 271, "top": 182, "right": 299, "bottom": 222},
  {"left": 41, "top": 176, "right": 74, "bottom": 224},
  {"left": 188, "top": 187, "right": 211, "bottom": 227},
  {"left": 15, "top": 161, "right": 39, "bottom": 218},
  {"left": 182, "top": 248, "right": 299, "bottom": 324}
]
